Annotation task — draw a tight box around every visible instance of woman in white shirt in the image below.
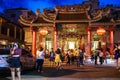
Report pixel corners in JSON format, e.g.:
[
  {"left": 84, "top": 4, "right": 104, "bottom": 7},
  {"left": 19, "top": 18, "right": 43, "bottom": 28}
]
[{"left": 36, "top": 47, "right": 45, "bottom": 73}]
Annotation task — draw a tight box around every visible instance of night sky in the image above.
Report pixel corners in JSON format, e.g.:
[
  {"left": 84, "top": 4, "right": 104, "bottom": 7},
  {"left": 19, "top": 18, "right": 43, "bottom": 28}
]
[{"left": 0, "top": 0, "right": 120, "bottom": 13}]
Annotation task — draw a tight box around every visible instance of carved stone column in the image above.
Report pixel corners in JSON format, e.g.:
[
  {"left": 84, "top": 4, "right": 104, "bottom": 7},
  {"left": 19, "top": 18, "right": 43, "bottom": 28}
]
[
  {"left": 31, "top": 26, "right": 38, "bottom": 58},
  {"left": 53, "top": 24, "right": 57, "bottom": 51},
  {"left": 109, "top": 26, "right": 114, "bottom": 56},
  {"left": 87, "top": 26, "right": 91, "bottom": 56}
]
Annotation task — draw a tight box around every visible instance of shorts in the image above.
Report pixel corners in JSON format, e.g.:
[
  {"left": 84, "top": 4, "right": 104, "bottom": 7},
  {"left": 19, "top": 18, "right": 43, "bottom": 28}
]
[{"left": 10, "top": 57, "right": 21, "bottom": 68}]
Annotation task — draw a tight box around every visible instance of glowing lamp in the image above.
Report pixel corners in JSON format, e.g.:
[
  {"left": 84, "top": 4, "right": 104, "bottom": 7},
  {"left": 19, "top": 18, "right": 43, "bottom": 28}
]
[
  {"left": 97, "top": 28, "right": 106, "bottom": 35},
  {"left": 40, "top": 28, "right": 48, "bottom": 35}
]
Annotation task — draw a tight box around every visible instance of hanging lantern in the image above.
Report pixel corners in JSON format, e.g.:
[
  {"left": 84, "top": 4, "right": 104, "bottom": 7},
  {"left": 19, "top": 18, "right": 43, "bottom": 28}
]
[
  {"left": 40, "top": 28, "right": 48, "bottom": 35},
  {"left": 97, "top": 27, "right": 106, "bottom": 35}
]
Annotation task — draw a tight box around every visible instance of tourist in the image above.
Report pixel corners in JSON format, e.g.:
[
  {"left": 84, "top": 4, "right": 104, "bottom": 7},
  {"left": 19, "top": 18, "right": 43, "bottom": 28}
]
[
  {"left": 55, "top": 48, "right": 62, "bottom": 70},
  {"left": 76, "top": 48, "right": 80, "bottom": 67},
  {"left": 99, "top": 49, "right": 104, "bottom": 65},
  {"left": 90, "top": 51, "right": 94, "bottom": 63},
  {"left": 65, "top": 49, "right": 71, "bottom": 65},
  {"left": 79, "top": 49, "right": 84, "bottom": 66},
  {"left": 9, "top": 43, "right": 22, "bottom": 80},
  {"left": 49, "top": 48, "right": 55, "bottom": 67},
  {"left": 114, "top": 45, "right": 120, "bottom": 70},
  {"left": 70, "top": 49, "right": 75, "bottom": 65},
  {"left": 36, "top": 47, "right": 45, "bottom": 73},
  {"left": 94, "top": 49, "right": 99, "bottom": 65}
]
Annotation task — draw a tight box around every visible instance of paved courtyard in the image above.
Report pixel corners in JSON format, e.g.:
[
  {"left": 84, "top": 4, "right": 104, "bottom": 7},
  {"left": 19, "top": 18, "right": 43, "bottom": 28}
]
[{"left": 5, "top": 59, "right": 120, "bottom": 80}]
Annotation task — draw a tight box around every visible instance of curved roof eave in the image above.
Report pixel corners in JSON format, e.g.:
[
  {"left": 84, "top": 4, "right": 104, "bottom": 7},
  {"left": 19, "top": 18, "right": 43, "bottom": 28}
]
[{"left": 19, "top": 19, "right": 53, "bottom": 27}]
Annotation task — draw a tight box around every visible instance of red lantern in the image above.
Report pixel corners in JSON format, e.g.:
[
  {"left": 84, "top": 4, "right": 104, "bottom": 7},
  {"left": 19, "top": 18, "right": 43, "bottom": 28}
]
[
  {"left": 40, "top": 28, "right": 48, "bottom": 35},
  {"left": 97, "top": 27, "right": 106, "bottom": 35}
]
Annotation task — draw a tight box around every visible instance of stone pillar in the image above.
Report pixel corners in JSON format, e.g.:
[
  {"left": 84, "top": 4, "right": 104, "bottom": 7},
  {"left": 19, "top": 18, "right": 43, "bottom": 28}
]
[
  {"left": 53, "top": 24, "right": 57, "bottom": 51},
  {"left": 109, "top": 27, "right": 114, "bottom": 56},
  {"left": 31, "top": 27, "right": 38, "bottom": 58},
  {"left": 87, "top": 26, "right": 91, "bottom": 56}
]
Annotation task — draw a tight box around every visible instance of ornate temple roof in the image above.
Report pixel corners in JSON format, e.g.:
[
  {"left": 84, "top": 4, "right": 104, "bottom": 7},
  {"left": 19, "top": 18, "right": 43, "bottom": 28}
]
[
  {"left": 54, "top": 4, "right": 90, "bottom": 22},
  {"left": 91, "top": 7, "right": 120, "bottom": 25},
  {"left": 19, "top": 3, "right": 120, "bottom": 26}
]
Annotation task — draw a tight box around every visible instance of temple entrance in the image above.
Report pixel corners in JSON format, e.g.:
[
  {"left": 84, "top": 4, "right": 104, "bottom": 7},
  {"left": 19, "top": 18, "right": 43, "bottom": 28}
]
[
  {"left": 59, "top": 37, "right": 85, "bottom": 51},
  {"left": 68, "top": 41, "right": 75, "bottom": 49},
  {"left": 91, "top": 32, "right": 107, "bottom": 52},
  {"left": 58, "top": 24, "right": 87, "bottom": 51}
]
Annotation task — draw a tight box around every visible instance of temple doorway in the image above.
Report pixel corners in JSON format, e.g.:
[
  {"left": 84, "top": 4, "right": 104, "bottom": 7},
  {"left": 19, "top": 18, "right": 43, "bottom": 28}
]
[{"left": 68, "top": 41, "right": 75, "bottom": 49}]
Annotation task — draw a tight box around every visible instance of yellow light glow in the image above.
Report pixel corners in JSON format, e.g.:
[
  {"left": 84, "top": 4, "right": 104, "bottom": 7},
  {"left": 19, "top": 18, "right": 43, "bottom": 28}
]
[
  {"left": 97, "top": 28, "right": 106, "bottom": 35},
  {"left": 40, "top": 28, "right": 48, "bottom": 35}
]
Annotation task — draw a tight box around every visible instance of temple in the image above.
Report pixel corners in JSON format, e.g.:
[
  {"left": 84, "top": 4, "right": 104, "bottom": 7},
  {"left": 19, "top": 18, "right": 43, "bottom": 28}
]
[{"left": 19, "top": 0, "right": 120, "bottom": 57}]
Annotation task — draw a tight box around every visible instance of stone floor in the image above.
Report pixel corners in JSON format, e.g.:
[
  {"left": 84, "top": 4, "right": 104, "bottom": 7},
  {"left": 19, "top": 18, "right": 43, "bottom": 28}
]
[{"left": 6, "top": 58, "right": 120, "bottom": 80}]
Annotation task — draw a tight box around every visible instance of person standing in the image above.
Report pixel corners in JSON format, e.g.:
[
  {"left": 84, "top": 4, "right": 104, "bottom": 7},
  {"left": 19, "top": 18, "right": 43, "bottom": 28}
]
[
  {"left": 104, "top": 51, "right": 110, "bottom": 64},
  {"left": 55, "top": 48, "right": 62, "bottom": 70},
  {"left": 99, "top": 49, "right": 104, "bottom": 65},
  {"left": 9, "top": 43, "right": 22, "bottom": 80},
  {"left": 94, "top": 49, "right": 99, "bottom": 65},
  {"left": 79, "top": 49, "right": 84, "bottom": 66},
  {"left": 49, "top": 48, "right": 55, "bottom": 67},
  {"left": 114, "top": 45, "right": 120, "bottom": 70},
  {"left": 76, "top": 48, "right": 80, "bottom": 67},
  {"left": 36, "top": 47, "right": 45, "bottom": 73},
  {"left": 66, "top": 49, "right": 71, "bottom": 65},
  {"left": 90, "top": 52, "right": 95, "bottom": 63}
]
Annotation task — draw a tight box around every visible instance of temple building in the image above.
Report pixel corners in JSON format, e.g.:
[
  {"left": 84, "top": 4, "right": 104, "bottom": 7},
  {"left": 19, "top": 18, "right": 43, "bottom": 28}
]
[{"left": 17, "top": 0, "right": 120, "bottom": 57}]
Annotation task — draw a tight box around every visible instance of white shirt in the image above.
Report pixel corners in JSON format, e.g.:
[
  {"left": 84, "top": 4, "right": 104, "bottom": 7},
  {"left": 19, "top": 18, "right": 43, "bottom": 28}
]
[{"left": 36, "top": 50, "right": 44, "bottom": 60}]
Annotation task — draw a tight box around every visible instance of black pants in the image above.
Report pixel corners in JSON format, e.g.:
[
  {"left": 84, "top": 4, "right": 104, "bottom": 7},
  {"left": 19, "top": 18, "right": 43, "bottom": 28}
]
[
  {"left": 36, "top": 59, "right": 44, "bottom": 72},
  {"left": 99, "top": 57, "right": 103, "bottom": 65},
  {"left": 67, "top": 56, "right": 70, "bottom": 65},
  {"left": 79, "top": 56, "right": 84, "bottom": 65}
]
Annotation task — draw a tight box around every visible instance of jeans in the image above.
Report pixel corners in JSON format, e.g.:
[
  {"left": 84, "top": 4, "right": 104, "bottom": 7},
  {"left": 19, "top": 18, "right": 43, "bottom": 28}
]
[{"left": 36, "top": 59, "right": 44, "bottom": 72}]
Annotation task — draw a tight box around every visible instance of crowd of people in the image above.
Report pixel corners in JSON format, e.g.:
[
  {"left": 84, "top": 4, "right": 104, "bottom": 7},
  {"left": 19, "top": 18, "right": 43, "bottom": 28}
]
[
  {"left": 39, "top": 45, "right": 120, "bottom": 72},
  {"left": 7, "top": 43, "right": 120, "bottom": 80},
  {"left": 35, "top": 45, "right": 120, "bottom": 72}
]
